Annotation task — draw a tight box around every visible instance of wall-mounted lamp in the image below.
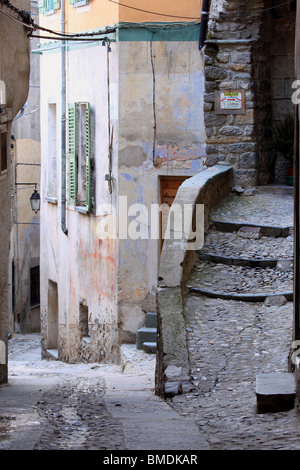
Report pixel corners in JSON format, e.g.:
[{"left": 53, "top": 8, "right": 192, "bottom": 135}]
[{"left": 30, "top": 185, "right": 40, "bottom": 214}]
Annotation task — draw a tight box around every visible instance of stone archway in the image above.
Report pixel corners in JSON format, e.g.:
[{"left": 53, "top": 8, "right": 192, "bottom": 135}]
[{"left": 203, "top": 0, "right": 296, "bottom": 187}]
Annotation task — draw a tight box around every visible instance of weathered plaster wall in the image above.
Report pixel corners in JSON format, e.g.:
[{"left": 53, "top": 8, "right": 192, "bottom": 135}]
[
  {"left": 12, "top": 139, "right": 41, "bottom": 333},
  {"left": 0, "top": 0, "right": 30, "bottom": 384},
  {"left": 11, "top": 14, "right": 41, "bottom": 333},
  {"left": 40, "top": 42, "right": 120, "bottom": 363},
  {"left": 117, "top": 37, "right": 207, "bottom": 343}
]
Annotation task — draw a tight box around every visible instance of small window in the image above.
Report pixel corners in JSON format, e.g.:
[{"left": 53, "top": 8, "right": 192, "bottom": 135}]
[
  {"left": 0, "top": 132, "right": 7, "bottom": 173},
  {"left": 70, "top": 0, "right": 89, "bottom": 6},
  {"left": 79, "top": 303, "right": 90, "bottom": 339},
  {"left": 38, "top": 0, "right": 60, "bottom": 14},
  {"left": 47, "top": 104, "right": 57, "bottom": 198},
  {"left": 30, "top": 266, "right": 40, "bottom": 307}
]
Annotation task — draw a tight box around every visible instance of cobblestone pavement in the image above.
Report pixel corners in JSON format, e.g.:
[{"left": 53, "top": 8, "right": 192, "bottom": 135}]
[
  {"left": 1, "top": 335, "right": 209, "bottom": 451},
  {"left": 0, "top": 336, "right": 156, "bottom": 450},
  {"left": 1, "top": 187, "right": 298, "bottom": 451},
  {"left": 167, "top": 188, "right": 300, "bottom": 450}
]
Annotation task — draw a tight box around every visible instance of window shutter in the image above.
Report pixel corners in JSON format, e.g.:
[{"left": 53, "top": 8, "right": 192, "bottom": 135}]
[
  {"left": 38, "top": 0, "right": 46, "bottom": 13},
  {"left": 85, "top": 102, "right": 92, "bottom": 212},
  {"left": 68, "top": 103, "right": 78, "bottom": 204},
  {"left": 53, "top": 0, "right": 61, "bottom": 10}
]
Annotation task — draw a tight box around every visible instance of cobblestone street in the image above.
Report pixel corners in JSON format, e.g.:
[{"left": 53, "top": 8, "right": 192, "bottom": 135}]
[
  {"left": 168, "top": 187, "right": 300, "bottom": 450},
  {"left": 1, "top": 186, "right": 300, "bottom": 452}
]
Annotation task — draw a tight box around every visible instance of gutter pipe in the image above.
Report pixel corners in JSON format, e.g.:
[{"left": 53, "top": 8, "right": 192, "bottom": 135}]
[
  {"left": 199, "top": 0, "right": 210, "bottom": 50},
  {"left": 61, "top": 0, "right": 68, "bottom": 235}
]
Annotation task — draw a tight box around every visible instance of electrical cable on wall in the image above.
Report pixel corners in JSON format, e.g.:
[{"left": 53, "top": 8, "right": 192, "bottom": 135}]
[{"left": 150, "top": 33, "right": 158, "bottom": 167}]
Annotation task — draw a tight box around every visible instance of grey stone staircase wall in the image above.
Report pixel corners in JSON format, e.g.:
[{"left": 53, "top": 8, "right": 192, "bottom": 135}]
[{"left": 155, "top": 164, "right": 233, "bottom": 398}]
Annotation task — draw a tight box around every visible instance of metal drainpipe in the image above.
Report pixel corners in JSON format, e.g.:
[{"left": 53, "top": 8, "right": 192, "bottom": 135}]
[
  {"left": 199, "top": 0, "right": 210, "bottom": 50},
  {"left": 61, "top": 0, "right": 68, "bottom": 235}
]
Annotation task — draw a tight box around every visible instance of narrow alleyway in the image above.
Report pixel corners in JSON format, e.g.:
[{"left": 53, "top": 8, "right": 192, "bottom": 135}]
[
  {"left": 1, "top": 185, "right": 299, "bottom": 452},
  {"left": 0, "top": 334, "right": 209, "bottom": 451},
  {"left": 168, "top": 186, "right": 300, "bottom": 450}
]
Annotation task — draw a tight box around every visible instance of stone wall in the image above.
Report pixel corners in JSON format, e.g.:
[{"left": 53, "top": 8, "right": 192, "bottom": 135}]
[
  {"left": 203, "top": 0, "right": 295, "bottom": 187},
  {"left": 155, "top": 163, "right": 233, "bottom": 398},
  {"left": 0, "top": 0, "right": 30, "bottom": 384}
]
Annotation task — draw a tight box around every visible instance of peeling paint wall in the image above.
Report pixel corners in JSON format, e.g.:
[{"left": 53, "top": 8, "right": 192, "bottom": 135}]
[
  {"left": 11, "top": 9, "right": 41, "bottom": 333},
  {"left": 117, "top": 36, "right": 206, "bottom": 342},
  {"left": 40, "top": 41, "right": 120, "bottom": 363}
]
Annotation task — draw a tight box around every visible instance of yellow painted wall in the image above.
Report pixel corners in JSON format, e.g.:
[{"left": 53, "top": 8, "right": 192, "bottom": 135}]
[
  {"left": 39, "top": 0, "right": 202, "bottom": 35},
  {"left": 118, "top": 0, "right": 202, "bottom": 24}
]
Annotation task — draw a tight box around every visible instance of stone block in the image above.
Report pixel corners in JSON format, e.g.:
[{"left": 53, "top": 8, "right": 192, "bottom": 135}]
[
  {"left": 256, "top": 373, "right": 296, "bottom": 413},
  {"left": 240, "top": 152, "right": 258, "bottom": 168},
  {"left": 219, "top": 125, "right": 243, "bottom": 136},
  {"left": 264, "top": 295, "right": 288, "bottom": 307},
  {"left": 276, "top": 260, "right": 293, "bottom": 272},
  {"left": 238, "top": 226, "right": 262, "bottom": 239},
  {"left": 205, "top": 66, "right": 228, "bottom": 81},
  {"left": 234, "top": 168, "right": 258, "bottom": 188}
]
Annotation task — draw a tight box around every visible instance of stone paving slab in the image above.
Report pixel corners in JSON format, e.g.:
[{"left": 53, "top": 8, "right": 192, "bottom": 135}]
[{"left": 209, "top": 192, "right": 294, "bottom": 227}]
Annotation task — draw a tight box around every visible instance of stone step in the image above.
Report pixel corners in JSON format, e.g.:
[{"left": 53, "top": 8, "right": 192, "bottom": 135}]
[
  {"left": 136, "top": 327, "right": 157, "bottom": 350},
  {"left": 146, "top": 312, "right": 157, "bottom": 328},
  {"left": 198, "top": 252, "right": 293, "bottom": 268},
  {"left": 189, "top": 287, "right": 293, "bottom": 303},
  {"left": 46, "top": 349, "right": 58, "bottom": 361},
  {"left": 199, "top": 228, "right": 293, "bottom": 263},
  {"left": 210, "top": 220, "right": 292, "bottom": 238},
  {"left": 256, "top": 372, "right": 296, "bottom": 413},
  {"left": 187, "top": 260, "right": 293, "bottom": 299},
  {"left": 143, "top": 342, "right": 157, "bottom": 354}
]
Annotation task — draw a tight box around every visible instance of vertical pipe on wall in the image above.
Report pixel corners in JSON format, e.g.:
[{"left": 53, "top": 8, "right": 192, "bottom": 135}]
[
  {"left": 199, "top": 0, "right": 210, "bottom": 50},
  {"left": 61, "top": 0, "right": 68, "bottom": 235}
]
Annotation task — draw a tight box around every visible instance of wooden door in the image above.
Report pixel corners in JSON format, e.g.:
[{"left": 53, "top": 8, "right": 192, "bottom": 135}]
[{"left": 160, "top": 176, "right": 189, "bottom": 250}]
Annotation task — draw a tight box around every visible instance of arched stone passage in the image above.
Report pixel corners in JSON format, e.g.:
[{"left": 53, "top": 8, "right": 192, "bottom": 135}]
[{"left": 203, "top": 0, "right": 296, "bottom": 186}]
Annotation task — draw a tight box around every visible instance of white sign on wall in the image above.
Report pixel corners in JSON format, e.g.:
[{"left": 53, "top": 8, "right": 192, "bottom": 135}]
[{"left": 215, "top": 90, "right": 245, "bottom": 115}]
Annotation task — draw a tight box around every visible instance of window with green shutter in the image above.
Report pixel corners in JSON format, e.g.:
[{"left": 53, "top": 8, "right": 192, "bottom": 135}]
[
  {"left": 68, "top": 103, "right": 78, "bottom": 205},
  {"left": 67, "top": 102, "right": 93, "bottom": 213},
  {"left": 38, "top": 0, "right": 60, "bottom": 14},
  {"left": 70, "top": 0, "right": 89, "bottom": 7}
]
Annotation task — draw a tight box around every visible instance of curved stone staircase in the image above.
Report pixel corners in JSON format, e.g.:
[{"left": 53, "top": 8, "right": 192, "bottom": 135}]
[{"left": 184, "top": 186, "right": 295, "bottom": 412}]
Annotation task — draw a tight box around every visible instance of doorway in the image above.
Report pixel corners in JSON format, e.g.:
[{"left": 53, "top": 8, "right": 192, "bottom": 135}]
[
  {"left": 47, "top": 280, "right": 58, "bottom": 353},
  {"left": 160, "top": 176, "right": 190, "bottom": 250}
]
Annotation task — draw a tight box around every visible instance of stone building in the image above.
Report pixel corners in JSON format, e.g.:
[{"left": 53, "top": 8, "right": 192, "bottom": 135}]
[
  {"left": 155, "top": 0, "right": 298, "bottom": 397},
  {"left": 0, "top": 0, "right": 31, "bottom": 385},
  {"left": 10, "top": 0, "right": 41, "bottom": 335},
  {"left": 203, "top": 0, "right": 296, "bottom": 187},
  {"left": 37, "top": 0, "right": 207, "bottom": 363}
]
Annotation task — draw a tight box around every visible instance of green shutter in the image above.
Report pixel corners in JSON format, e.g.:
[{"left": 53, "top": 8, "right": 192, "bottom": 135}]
[
  {"left": 85, "top": 103, "right": 92, "bottom": 212},
  {"left": 53, "top": 0, "right": 60, "bottom": 10},
  {"left": 69, "top": 0, "right": 76, "bottom": 3},
  {"left": 38, "top": 0, "right": 46, "bottom": 13},
  {"left": 68, "top": 103, "right": 78, "bottom": 204}
]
